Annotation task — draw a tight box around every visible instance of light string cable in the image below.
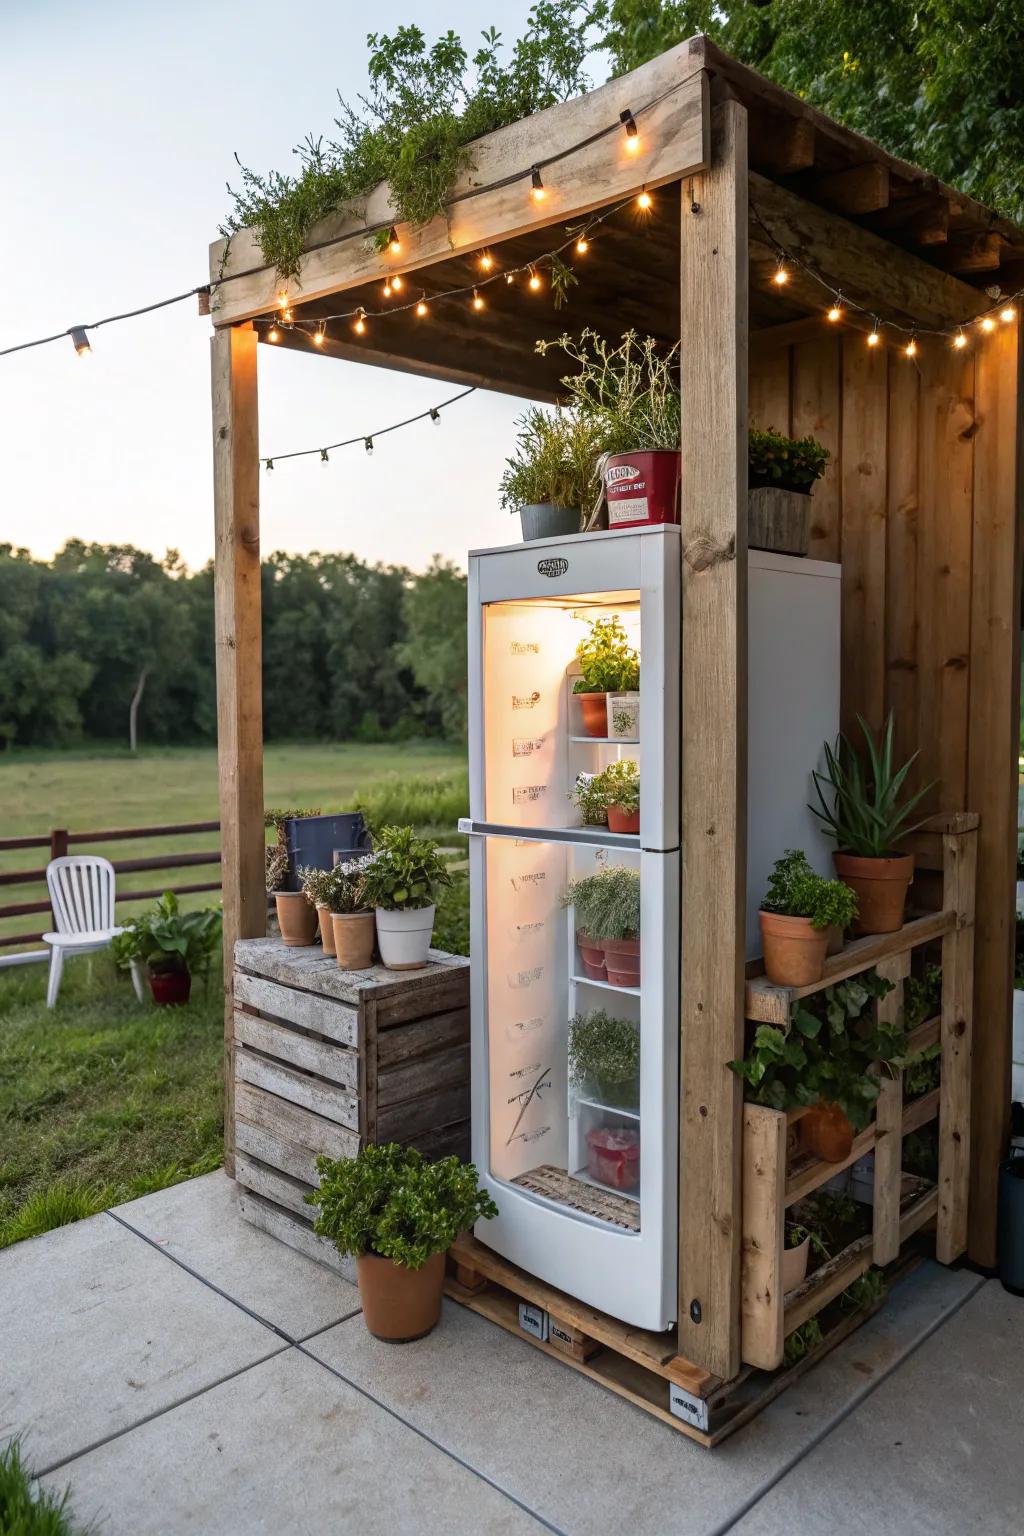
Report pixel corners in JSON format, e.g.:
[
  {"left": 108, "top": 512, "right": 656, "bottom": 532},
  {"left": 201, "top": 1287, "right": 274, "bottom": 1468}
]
[{"left": 261, "top": 386, "right": 477, "bottom": 471}]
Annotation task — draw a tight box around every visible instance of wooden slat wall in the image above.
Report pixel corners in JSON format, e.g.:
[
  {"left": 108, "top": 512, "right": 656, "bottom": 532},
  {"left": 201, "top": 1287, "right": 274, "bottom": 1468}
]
[{"left": 749, "top": 329, "right": 1022, "bottom": 1263}]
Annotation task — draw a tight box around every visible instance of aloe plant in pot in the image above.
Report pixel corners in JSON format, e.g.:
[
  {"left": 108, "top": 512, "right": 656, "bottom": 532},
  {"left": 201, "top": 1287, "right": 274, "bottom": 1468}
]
[
  {"left": 307, "top": 1144, "right": 498, "bottom": 1341},
  {"left": 810, "top": 711, "right": 934, "bottom": 935},
  {"left": 360, "top": 826, "right": 452, "bottom": 970},
  {"left": 759, "top": 849, "right": 858, "bottom": 986}
]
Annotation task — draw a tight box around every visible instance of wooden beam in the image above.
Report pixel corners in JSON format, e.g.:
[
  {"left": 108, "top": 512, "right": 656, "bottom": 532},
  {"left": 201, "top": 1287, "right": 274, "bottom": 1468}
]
[
  {"left": 967, "top": 323, "right": 1023, "bottom": 1265},
  {"left": 677, "top": 98, "right": 749, "bottom": 1382},
  {"left": 750, "top": 172, "right": 991, "bottom": 330},
  {"left": 938, "top": 232, "right": 1005, "bottom": 274},
  {"left": 815, "top": 162, "right": 891, "bottom": 216},
  {"left": 212, "top": 324, "right": 265, "bottom": 1175},
  {"left": 211, "top": 43, "right": 709, "bottom": 325},
  {"left": 753, "top": 115, "right": 816, "bottom": 177}
]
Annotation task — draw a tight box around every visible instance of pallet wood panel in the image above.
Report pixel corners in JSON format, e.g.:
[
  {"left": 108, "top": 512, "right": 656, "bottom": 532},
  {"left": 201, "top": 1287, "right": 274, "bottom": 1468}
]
[
  {"left": 237, "top": 1188, "right": 356, "bottom": 1282},
  {"left": 234, "top": 970, "right": 358, "bottom": 1047},
  {"left": 937, "top": 828, "right": 976, "bottom": 1261},
  {"left": 234, "top": 1009, "right": 359, "bottom": 1090},
  {"left": 872, "top": 954, "right": 910, "bottom": 1265},
  {"left": 740, "top": 1105, "right": 787, "bottom": 1369}
]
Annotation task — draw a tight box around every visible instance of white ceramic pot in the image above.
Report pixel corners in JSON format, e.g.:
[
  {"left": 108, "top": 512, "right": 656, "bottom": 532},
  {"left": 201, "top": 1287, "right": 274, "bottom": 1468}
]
[{"left": 375, "top": 904, "right": 436, "bottom": 970}]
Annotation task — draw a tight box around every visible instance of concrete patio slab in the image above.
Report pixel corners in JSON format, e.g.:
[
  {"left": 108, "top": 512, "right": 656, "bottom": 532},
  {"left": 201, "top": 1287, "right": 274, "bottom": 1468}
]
[
  {"left": 305, "top": 1259, "right": 983, "bottom": 1536},
  {"left": 43, "top": 1345, "right": 548, "bottom": 1536},
  {"left": 112, "top": 1170, "right": 361, "bottom": 1341},
  {"left": 0, "top": 1212, "right": 282, "bottom": 1474},
  {"left": 729, "top": 1279, "right": 1024, "bottom": 1536}
]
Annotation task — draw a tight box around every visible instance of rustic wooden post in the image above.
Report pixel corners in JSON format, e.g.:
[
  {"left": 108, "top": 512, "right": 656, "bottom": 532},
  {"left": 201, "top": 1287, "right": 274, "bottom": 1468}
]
[
  {"left": 676, "top": 96, "right": 749, "bottom": 1382},
  {"left": 873, "top": 953, "right": 910, "bottom": 1265},
  {"left": 939, "top": 823, "right": 977, "bottom": 1261},
  {"left": 212, "top": 322, "right": 264, "bottom": 1176}
]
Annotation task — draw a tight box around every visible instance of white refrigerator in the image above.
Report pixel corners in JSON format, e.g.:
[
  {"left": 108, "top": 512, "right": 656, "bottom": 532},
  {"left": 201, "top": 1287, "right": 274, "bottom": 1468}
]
[{"left": 463, "top": 526, "right": 840, "bottom": 1331}]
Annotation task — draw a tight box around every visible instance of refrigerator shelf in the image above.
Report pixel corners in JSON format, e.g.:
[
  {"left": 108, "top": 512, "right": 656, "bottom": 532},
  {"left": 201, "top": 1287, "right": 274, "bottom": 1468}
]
[
  {"left": 568, "top": 735, "right": 640, "bottom": 745},
  {"left": 572, "top": 1168, "right": 641, "bottom": 1204},
  {"left": 574, "top": 1095, "right": 640, "bottom": 1121},
  {"left": 570, "top": 973, "right": 641, "bottom": 998}
]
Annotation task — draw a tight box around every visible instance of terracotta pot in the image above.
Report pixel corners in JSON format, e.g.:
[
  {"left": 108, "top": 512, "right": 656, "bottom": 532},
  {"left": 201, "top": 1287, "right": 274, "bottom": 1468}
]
[
  {"left": 356, "top": 1250, "right": 445, "bottom": 1342},
  {"left": 275, "top": 890, "right": 318, "bottom": 947},
  {"left": 782, "top": 1234, "right": 811, "bottom": 1294},
  {"left": 576, "top": 929, "right": 606, "bottom": 981},
  {"left": 758, "top": 910, "right": 829, "bottom": 987},
  {"left": 602, "top": 935, "right": 641, "bottom": 988},
  {"left": 833, "top": 851, "right": 914, "bottom": 935},
  {"left": 607, "top": 804, "right": 640, "bottom": 835},
  {"left": 333, "top": 910, "right": 376, "bottom": 970},
  {"left": 803, "top": 1101, "right": 854, "bottom": 1162},
  {"left": 317, "top": 904, "right": 336, "bottom": 957},
  {"left": 579, "top": 692, "right": 609, "bottom": 738},
  {"left": 149, "top": 968, "right": 191, "bottom": 1006}
]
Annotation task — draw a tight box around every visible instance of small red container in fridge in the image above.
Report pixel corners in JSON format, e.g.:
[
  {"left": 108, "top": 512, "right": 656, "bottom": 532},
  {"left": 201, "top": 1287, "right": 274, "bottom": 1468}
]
[
  {"left": 604, "top": 450, "right": 681, "bottom": 529},
  {"left": 586, "top": 1125, "right": 640, "bottom": 1192}
]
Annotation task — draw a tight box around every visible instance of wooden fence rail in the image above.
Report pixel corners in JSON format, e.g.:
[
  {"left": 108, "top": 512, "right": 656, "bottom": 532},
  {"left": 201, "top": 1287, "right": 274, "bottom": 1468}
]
[{"left": 0, "top": 821, "right": 221, "bottom": 951}]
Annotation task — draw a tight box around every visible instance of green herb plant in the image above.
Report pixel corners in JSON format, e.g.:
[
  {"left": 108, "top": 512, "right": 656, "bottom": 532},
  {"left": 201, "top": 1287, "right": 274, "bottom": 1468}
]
[
  {"left": 307, "top": 1143, "right": 498, "bottom": 1270},
  {"left": 536, "top": 329, "right": 681, "bottom": 454},
  {"left": 761, "top": 848, "right": 858, "bottom": 931},
  {"left": 748, "top": 428, "right": 830, "bottom": 493},
  {"left": 783, "top": 1317, "right": 823, "bottom": 1367},
  {"left": 299, "top": 856, "right": 376, "bottom": 915},
  {"left": 499, "top": 405, "right": 603, "bottom": 517},
  {"left": 111, "top": 893, "right": 222, "bottom": 980},
  {"left": 902, "top": 962, "right": 942, "bottom": 1031},
  {"left": 810, "top": 710, "right": 934, "bottom": 858},
  {"left": 359, "top": 825, "right": 452, "bottom": 911},
  {"left": 573, "top": 616, "right": 639, "bottom": 695},
  {"left": 570, "top": 772, "right": 609, "bottom": 827},
  {"left": 562, "top": 863, "right": 640, "bottom": 941},
  {"left": 568, "top": 1008, "right": 641, "bottom": 1108},
  {"left": 841, "top": 1266, "right": 886, "bottom": 1311},
  {"left": 571, "top": 759, "right": 640, "bottom": 823}
]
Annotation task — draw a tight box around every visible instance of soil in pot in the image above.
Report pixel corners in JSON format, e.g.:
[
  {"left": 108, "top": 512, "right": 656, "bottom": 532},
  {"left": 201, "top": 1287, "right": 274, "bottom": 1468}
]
[
  {"left": 376, "top": 904, "right": 436, "bottom": 970},
  {"left": 782, "top": 1234, "right": 811, "bottom": 1294},
  {"left": 333, "top": 910, "right": 376, "bottom": 970},
  {"left": 607, "top": 804, "right": 640, "bottom": 835},
  {"left": 576, "top": 930, "right": 606, "bottom": 981},
  {"left": 275, "top": 890, "right": 318, "bottom": 947},
  {"left": 519, "top": 503, "right": 581, "bottom": 542},
  {"left": 802, "top": 1101, "right": 854, "bottom": 1162},
  {"left": 833, "top": 851, "right": 914, "bottom": 935},
  {"left": 317, "top": 905, "right": 336, "bottom": 957},
  {"left": 356, "top": 1250, "right": 445, "bottom": 1342},
  {"left": 579, "top": 693, "right": 609, "bottom": 738},
  {"left": 602, "top": 936, "right": 640, "bottom": 987},
  {"left": 758, "top": 910, "right": 829, "bottom": 987},
  {"left": 149, "top": 968, "right": 192, "bottom": 1006}
]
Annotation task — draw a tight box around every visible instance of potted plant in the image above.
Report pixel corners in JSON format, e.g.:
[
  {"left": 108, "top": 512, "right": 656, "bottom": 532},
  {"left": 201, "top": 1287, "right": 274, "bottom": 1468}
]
[
  {"left": 360, "top": 825, "right": 452, "bottom": 970},
  {"left": 299, "top": 864, "right": 338, "bottom": 956},
  {"left": 811, "top": 711, "right": 934, "bottom": 934},
  {"left": 562, "top": 863, "right": 641, "bottom": 987},
  {"left": 592, "top": 759, "right": 640, "bottom": 835},
  {"left": 112, "top": 892, "right": 221, "bottom": 1005},
  {"left": 572, "top": 615, "right": 640, "bottom": 738},
  {"left": 499, "top": 404, "right": 602, "bottom": 542},
  {"left": 306, "top": 1144, "right": 498, "bottom": 1341},
  {"left": 568, "top": 1008, "right": 641, "bottom": 1111},
  {"left": 570, "top": 771, "right": 609, "bottom": 829},
  {"left": 758, "top": 849, "right": 858, "bottom": 986},
  {"left": 748, "top": 428, "right": 830, "bottom": 556},
  {"left": 266, "top": 813, "right": 317, "bottom": 946},
  {"left": 536, "top": 329, "right": 681, "bottom": 531},
  {"left": 782, "top": 1218, "right": 827, "bottom": 1293},
  {"left": 328, "top": 854, "right": 378, "bottom": 970}
]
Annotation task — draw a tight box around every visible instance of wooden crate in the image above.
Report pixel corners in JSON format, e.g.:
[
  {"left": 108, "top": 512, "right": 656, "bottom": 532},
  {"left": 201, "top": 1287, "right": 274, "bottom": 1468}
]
[{"left": 233, "top": 937, "right": 470, "bottom": 1276}]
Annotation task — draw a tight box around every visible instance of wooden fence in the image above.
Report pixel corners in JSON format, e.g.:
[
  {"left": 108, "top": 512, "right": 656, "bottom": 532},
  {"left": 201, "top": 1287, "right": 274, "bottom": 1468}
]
[{"left": 0, "top": 822, "right": 221, "bottom": 951}]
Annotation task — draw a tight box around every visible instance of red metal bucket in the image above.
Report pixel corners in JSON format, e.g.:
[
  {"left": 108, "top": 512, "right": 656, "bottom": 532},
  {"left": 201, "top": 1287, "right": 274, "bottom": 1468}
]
[{"left": 604, "top": 450, "right": 680, "bottom": 529}]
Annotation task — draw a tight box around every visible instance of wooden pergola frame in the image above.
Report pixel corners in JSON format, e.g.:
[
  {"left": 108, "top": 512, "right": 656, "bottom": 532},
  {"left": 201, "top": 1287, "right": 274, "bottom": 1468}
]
[{"left": 209, "top": 34, "right": 1024, "bottom": 1381}]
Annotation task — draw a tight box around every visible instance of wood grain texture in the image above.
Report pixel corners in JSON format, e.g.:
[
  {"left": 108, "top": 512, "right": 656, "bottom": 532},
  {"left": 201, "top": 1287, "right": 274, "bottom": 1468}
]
[
  {"left": 234, "top": 1010, "right": 359, "bottom": 1091},
  {"left": 748, "top": 346, "right": 791, "bottom": 433},
  {"left": 873, "top": 954, "right": 910, "bottom": 1265},
  {"left": 234, "top": 1079, "right": 361, "bottom": 1165},
  {"left": 884, "top": 354, "right": 921, "bottom": 779},
  {"left": 212, "top": 323, "right": 263, "bottom": 1174},
  {"left": 938, "top": 827, "right": 977, "bottom": 1262},
  {"left": 740, "top": 1105, "right": 786, "bottom": 1370},
  {"left": 235, "top": 1051, "right": 360, "bottom": 1131},
  {"left": 234, "top": 970, "right": 359, "bottom": 1048},
  {"left": 791, "top": 333, "right": 841, "bottom": 562},
  {"left": 677, "top": 98, "right": 749, "bottom": 1382},
  {"left": 839, "top": 334, "right": 889, "bottom": 733},
  {"left": 237, "top": 1188, "right": 356, "bottom": 1282}
]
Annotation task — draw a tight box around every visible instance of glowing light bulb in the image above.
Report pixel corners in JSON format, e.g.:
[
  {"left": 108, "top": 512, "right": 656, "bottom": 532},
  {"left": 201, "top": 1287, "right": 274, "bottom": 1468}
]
[
  {"left": 773, "top": 263, "right": 789, "bottom": 287},
  {"left": 354, "top": 309, "right": 367, "bottom": 335},
  {"left": 505, "top": 272, "right": 515, "bottom": 285},
  {"left": 576, "top": 236, "right": 589, "bottom": 255},
  {"left": 276, "top": 290, "right": 288, "bottom": 309},
  {"left": 904, "top": 338, "right": 918, "bottom": 358},
  {"left": 620, "top": 109, "right": 639, "bottom": 152},
  {"left": 391, "top": 274, "right": 403, "bottom": 292},
  {"left": 953, "top": 329, "right": 967, "bottom": 349},
  {"left": 69, "top": 326, "right": 91, "bottom": 356},
  {"left": 981, "top": 316, "right": 996, "bottom": 332},
  {"left": 827, "top": 303, "right": 843, "bottom": 323},
  {"left": 1001, "top": 306, "right": 1016, "bottom": 322},
  {"left": 416, "top": 299, "right": 428, "bottom": 317},
  {"left": 281, "top": 307, "right": 293, "bottom": 322},
  {"left": 479, "top": 252, "right": 493, "bottom": 271},
  {"left": 528, "top": 269, "right": 541, "bottom": 292},
  {"left": 387, "top": 226, "right": 400, "bottom": 255},
  {"left": 472, "top": 288, "right": 484, "bottom": 311},
  {"left": 637, "top": 188, "right": 652, "bottom": 211},
  {"left": 867, "top": 329, "right": 880, "bottom": 347},
  {"left": 383, "top": 279, "right": 392, "bottom": 298},
  {"left": 268, "top": 326, "right": 280, "bottom": 343},
  {"left": 530, "top": 166, "right": 546, "bottom": 202},
  {"left": 312, "top": 328, "right": 325, "bottom": 347}
]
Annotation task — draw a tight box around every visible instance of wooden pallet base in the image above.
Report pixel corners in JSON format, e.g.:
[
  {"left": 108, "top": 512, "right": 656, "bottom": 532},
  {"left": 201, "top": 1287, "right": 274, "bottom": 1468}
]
[{"left": 447, "top": 1233, "right": 919, "bottom": 1447}]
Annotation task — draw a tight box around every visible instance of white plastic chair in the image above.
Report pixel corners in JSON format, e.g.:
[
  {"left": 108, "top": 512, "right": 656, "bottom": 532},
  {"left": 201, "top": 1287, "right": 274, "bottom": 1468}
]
[{"left": 42, "top": 855, "right": 125, "bottom": 1008}]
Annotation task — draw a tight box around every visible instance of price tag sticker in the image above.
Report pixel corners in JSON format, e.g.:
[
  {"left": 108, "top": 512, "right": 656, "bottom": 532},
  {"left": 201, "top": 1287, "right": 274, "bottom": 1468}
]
[
  {"left": 518, "top": 1302, "right": 549, "bottom": 1342},
  {"left": 668, "top": 1384, "right": 710, "bottom": 1433}
]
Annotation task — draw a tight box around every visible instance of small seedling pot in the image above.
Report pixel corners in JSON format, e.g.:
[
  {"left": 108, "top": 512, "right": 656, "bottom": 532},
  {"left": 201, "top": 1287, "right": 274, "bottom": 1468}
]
[
  {"left": 602, "top": 936, "right": 641, "bottom": 988},
  {"left": 758, "top": 910, "right": 829, "bottom": 987},
  {"left": 332, "top": 911, "right": 376, "bottom": 970},
  {"left": 833, "top": 851, "right": 914, "bottom": 935},
  {"left": 576, "top": 930, "right": 606, "bottom": 981},
  {"left": 376, "top": 904, "right": 436, "bottom": 970},
  {"left": 149, "top": 968, "right": 191, "bottom": 1006},
  {"left": 519, "top": 503, "right": 581, "bottom": 542},
  {"left": 274, "top": 890, "right": 318, "bottom": 948},
  {"left": 782, "top": 1234, "right": 811, "bottom": 1294},
  {"left": 317, "top": 904, "right": 336, "bottom": 957},
  {"left": 579, "top": 693, "right": 610, "bottom": 737},
  {"left": 607, "top": 804, "right": 640, "bottom": 835},
  {"left": 356, "top": 1250, "right": 446, "bottom": 1342},
  {"left": 803, "top": 1100, "right": 855, "bottom": 1163}
]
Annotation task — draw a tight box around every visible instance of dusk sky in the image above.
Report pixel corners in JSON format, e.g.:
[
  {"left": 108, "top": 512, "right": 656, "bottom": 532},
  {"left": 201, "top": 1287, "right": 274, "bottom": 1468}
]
[{"left": 2, "top": 0, "right": 601, "bottom": 573}]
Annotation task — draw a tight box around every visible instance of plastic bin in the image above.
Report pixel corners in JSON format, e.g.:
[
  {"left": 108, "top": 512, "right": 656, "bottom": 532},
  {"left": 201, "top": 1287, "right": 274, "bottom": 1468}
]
[{"left": 284, "top": 812, "right": 371, "bottom": 890}]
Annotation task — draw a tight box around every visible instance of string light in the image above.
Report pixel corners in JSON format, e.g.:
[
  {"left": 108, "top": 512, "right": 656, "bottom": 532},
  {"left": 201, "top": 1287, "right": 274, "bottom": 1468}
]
[
  {"left": 383, "top": 279, "right": 393, "bottom": 297},
  {"left": 320, "top": 448, "right": 329, "bottom": 463},
  {"left": 472, "top": 288, "right": 484, "bottom": 311},
  {"left": 275, "top": 289, "right": 288, "bottom": 309},
  {"left": 387, "top": 227, "right": 401, "bottom": 255},
  {"left": 265, "top": 458, "right": 274, "bottom": 471},
  {"left": 528, "top": 267, "right": 542, "bottom": 292},
  {"left": 867, "top": 327, "right": 880, "bottom": 347},
  {"left": 1001, "top": 306, "right": 1016, "bottom": 322},
  {"left": 637, "top": 187, "right": 652, "bottom": 211},
  {"left": 980, "top": 316, "right": 996, "bottom": 333},
  {"left": 620, "top": 108, "right": 639, "bottom": 152},
  {"left": 530, "top": 166, "right": 546, "bottom": 202},
  {"left": 505, "top": 272, "right": 515, "bottom": 285},
  {"left": 826, "top": 300, "right": 843, "bottom": 323},
  {"left": 69, "top": 326, "right": 91, "bottom": 357},
  {"left": 953, "top": 329, "right": 967, "bottom": 349},
  {"left": 429, "top": 407, "right": 440, "bottom": 423},
  {"left": 312, "top": 324, "right": 325, "bottom": 347},
  {"left": 904, "top": 337, "right": 918, "bottom": 359},
  {"left": 772, "top": 261, "right": 789, "bottom": 287},
  {"left": 576, "top": 235, "right": 589, "bottom": 255},
  {"left": 265, "top": 386, "right": 474, "bottom": 468},
  {"left": 353, "top": 308, "right": 367, "bottom": 335},
  {"left": 416, "top": 296, "right": 428, "bottom": 317},
  {"left": 391, "top": 274, "right": 403, "bottom": 292},
  {"left": 479, "top": 252, "right": 494, "bottom": 271},
  {"left": 364, "top": 436, "right": 373, "bottom": 455},
  {"left": 281, "top": 307, "right": 293, "bottom": 322},
  {"left": 268, "top": 326, "right": 280, "bottom": 343}
]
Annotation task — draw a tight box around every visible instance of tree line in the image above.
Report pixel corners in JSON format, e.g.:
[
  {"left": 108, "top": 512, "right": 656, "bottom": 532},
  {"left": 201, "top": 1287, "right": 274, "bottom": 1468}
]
[{"left": 0, "top": 543, "right": 467, "bottom": 750}]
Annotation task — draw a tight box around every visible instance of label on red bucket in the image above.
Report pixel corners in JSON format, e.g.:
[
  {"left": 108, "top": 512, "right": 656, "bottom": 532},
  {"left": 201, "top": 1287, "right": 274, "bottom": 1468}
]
[{"left": 604, "top": 451, "right": 680, "bottom": 528}]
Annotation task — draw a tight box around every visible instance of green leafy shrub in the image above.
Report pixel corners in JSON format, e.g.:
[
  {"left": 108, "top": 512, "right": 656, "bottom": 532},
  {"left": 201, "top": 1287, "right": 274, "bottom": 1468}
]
[
  {"left": 748, "top": 428, "right": 830, "bottom": 493},
  {"left": 573, "top": 616, "right": 639, "bottom": 695},
  {"left": 591, "top": 758, "right": 640, "bottom": 815},
  {"left": 571, "top": 772, "right": 609, "bottom": 827},
  {"left": 499, "top": 405, "right": 603, "bottom": 517},
  {"left": 811, "top": 710, "right": 934, "bottom": 857},
  {"left": 903, "top": 962, "right": 942, "bottom": 1030},
  {"left": 568, "top": 1009, "right": 641, "bottom": 1108},
  {"left": 299, "top": 856, "right": 376, "bottom": 915},
  {"left": 307, "top": 1143, "right": 497, "bottom": 1270},
  {"left": 761, "top": 848, "right": 857, "bottom": 931},
  {"left": 536, "top": 329, "right": 681, "bottom": 454},
  {"left": 111, "top": 893, "right": 221, "bottom": 978},
  {"left": 563, "top": 863, "right": 640, "bottom": 941},
  {"left": 360, "top": 825, "right": 452, "bottom": 911}
]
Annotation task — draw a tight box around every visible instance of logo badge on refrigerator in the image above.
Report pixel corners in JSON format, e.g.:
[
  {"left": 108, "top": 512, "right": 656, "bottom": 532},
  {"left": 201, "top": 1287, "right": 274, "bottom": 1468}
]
[{"left": 536, "top": 557, "right": 568, "bottom": 578}]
